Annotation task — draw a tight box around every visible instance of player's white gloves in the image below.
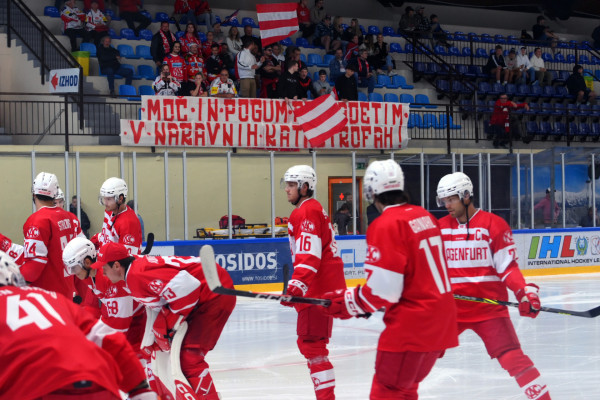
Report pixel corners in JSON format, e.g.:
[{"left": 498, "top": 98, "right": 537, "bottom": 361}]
[
  {"left": 323, "top": 286, "right": 371, "bottom": 319},
  {"left": 516, "top": 283, "right": 541, "bottom": 318},
  {"left": 281, "top": 279, "right": 308, "bottom": 308}
]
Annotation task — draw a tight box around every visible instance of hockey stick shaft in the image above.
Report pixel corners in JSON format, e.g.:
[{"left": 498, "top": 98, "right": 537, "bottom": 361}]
[
  {"left": 141, "top": 232, "right": 154, "bottom": 255},
  {"left": 454, "top": 294, "right": 600, "bottom": 318},
  {"left": 200, "top": 245, "right": 331, "bottom": 307},
  {"left": 282, "top": 264, "right": 290, "bottom": 294}
]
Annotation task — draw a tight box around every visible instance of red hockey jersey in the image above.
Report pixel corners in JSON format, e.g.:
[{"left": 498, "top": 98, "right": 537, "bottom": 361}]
[
  {"left": 439, "top": 209, "right": 527, "bottom": 322},
  {"left": 21, "top": 206, "right": 84, "bottom": 299},
  {"left": 0, "top": 232, "right": 24, "bottom": 265},
  {"left": 95, "top": 207, "right": 143, "bottom": 255},
  {"left": 360, "top": 204, "right": 458, "bottom": 353},
  {"left": 288, "top": 198, "right": 346, "bottom": 305},
  {"left": 0, "top": 286, "right": 145, "bottom": 399},
  {"left": 163, "top": 54, "right": 188, "bottom": 82},
  {"left": 125, "top": 255, "right": 233, "bottom": 317}
]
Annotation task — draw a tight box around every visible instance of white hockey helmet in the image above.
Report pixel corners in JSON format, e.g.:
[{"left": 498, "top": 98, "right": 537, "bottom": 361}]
[
  {"left": 0, "top": 251, "right": 26, "bottom": 287},
  {"left": 436, "top": 172, "right": 473, "bottom": 207},
  {"left": 32, "top": 172, "right": 60, "bottom": 198},
  {"left": 283, "top": 165, "right": 317, "bottom": 191},
  {"left": 99, "top": 177, "right": 128, "bottom": 205},
  {"left": 63, "top": 236, "right": 97, "bottom": 275},
  {"left": 56, "top": 188, "right": 65, "bottom": 201},
  {"left": 363, "top": 159, "right": 405, "bottom": 202}
]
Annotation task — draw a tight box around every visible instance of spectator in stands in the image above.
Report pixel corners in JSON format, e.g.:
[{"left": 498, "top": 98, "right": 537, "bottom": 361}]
[
  {"left": 343, "top": 18, "right": 363, "bottom": 45},
  {"left": 344, "top": 34, "right": 360, "bottom": 61},
  {"left": 297, "top": 65, "right": 315, "bottom": 99},
  {"left": 180, "top": 23, "right": 201, "bottom": 55},
  {"left": 332, "top": 16, "right": 347, "bottom": 51},
  {"left": 335, "top": 62, "right": 358, "bottom": 101},
  {"left": 163, "top": 41, "right": 189, "bottom": 94},
  {"left": 190, "top": 72, "right": 209, "bottom": 97},
  {"left": 272, "top": 43, "right": 285, "bottom": 63},
  {"left": 297, "top": 0, "right": 314, "bottom": 38},
  {"left": 153, "top": 64, "right": 181, "bottom": 95},
  {"left": 516, "top": 46, "right": 536, "bottom": 85},
  {"left": 118, "top": 0, "right": 151, "bottom": 37},
  {"left": 209, "top": 68, "right": 237, "bottom": 98},
  {"left": 579, "top": 206, "right": 599, "bottom": 227},
  {"left": 366, "top": 202, "right": 381, "bottom": 226},
  {"left": 151, "top": 21, "right": 176, "bottom": 70},
  {"left": 226, "top": 26, "right": 243, "bottom": 56},
  {"left": 277, "top": 60, "right": 300, "bottom": 102},
  {"left": 212, "top": 23, "right": 226, "bottom": 44},
  {"left": 356, "top": 49, "right": 375, "bottom": 94},
  {"left": 520, "top": 29, "right": 533, "bottom": 43},
  {"left": 195, "top": 0, "right": 217, "bottom": 32},
  {"left": 172, "top": 0, "right": 197, "bottom": 32},
  {"left": 201, "top": 31, "right": 220, "bottom": 59},
  {"left": 186, "top": 42, "right": 206, "bottom": 85},
  {"left": 97, "top": 36, "right": 133, "bottom": 97},
  {"left": 126, "top": 200, "right": 144, "bottom": 238},
  {"left": 241, "top": 25, "right": 262, "bottom": 56},
  {"left": 61, "top": 0, "right": 87, "bottom": 51},
  {"left": 220, "top": 43, "right": 235, "bottom": 72},
  {"left": 505, "top": 49, "right": 521, "bottom": 84},
  {"left": 70, "top": 195, "right": 91, "bottom": 238},
  {"left": 398, "top": 6, "right": 417, "bottom": 34},
  {"left": 532, "top": 15, "right": 559, "bottom": 54},
  {"left": 430, "top": 14, "right": 451, "bottom": 48},
  {"left": 490, "top": 94, "right": 529, "bottom": 148},
  {"left": 534, "top": 188, "right": 560, "bottom": 226},
  {"left": 530, "top": 47, "right": 552, "bottom": 86},
  {"left": 259, "top": 45, "right": 281, "bottom": 99},
  {"left": 237, "top": 38, "right": 265, "bottom": 98},
  {"left": 314, "top": 15, "right": 341, "bottom": 54},
  {"left": 370, "top": 34, "right": 396, "bottom": 76},
  {"left": 414, "top": 6, "right": 432, "bottom": 44},
  {"left": 83, "top": 0, "right": 105, "bottom": 12},
  {"left": 567, "top": 64, "right": 597, "bottom": 104},
  {"left": 484, "top": 45, "right": 510, "bottom": 85},
  {"left": 592, "top": 24, "right": 600, "bottom": 50},
  {"left": 85, "top": 0, "right": 110, "bottom": 46},
  {"left": 291, "top": 47, "right": 306, "bottom": 72},
  {"left": 206, "top": 43, "right": 224, "bottom": 82},
  {"left": 333, "top": 203, "right": 351, "bottom": 235},
  {"left": 313, "top": 69, "right": 332, "bottom": 96},
  {"left": 329, "top": 48, "right": 346, "bottom": 82},
  {"left": 310, "top": 0, "right": 326, "bottom": 30}
]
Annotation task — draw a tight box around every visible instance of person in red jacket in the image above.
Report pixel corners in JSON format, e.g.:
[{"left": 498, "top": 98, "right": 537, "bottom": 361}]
[
  {"left": 281, "top": 165, "right": 346, "bottom": 400},
  {"left": 118, "top": 0, "right": 151, "bottom": 36},
  {"left": 324, "top": 160, "right": 458, "bottom": 399},
  {"left": 0, "top": 251, "right": 155, "bottom": 400},
  {"left": 436, "top": 172, "right": 550, "bottom": 400},
  {"left": 490, "top": 94, "right": 529, "bottom": 148}
]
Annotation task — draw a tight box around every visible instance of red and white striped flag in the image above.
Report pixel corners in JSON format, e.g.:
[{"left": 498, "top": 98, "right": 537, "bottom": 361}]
[
  {"left": 256, "top": 3, "right": 298, "bottom": 48},
  {"left": 294, "top": 93, "right": 348, "bottom": 147}
]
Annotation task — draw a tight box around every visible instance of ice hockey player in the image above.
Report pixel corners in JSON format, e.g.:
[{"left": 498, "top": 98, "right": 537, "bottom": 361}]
[
  {"left": 0, "top": 251, "right": 156, "bottom": 400},
  {"left": 281, "top": 165, "right": 346, "bottom": 400},
  {"left": 92, "top": 242, "right": 236, "bottom": 400},
  {"left": 21, "top": 172, "right": 84, "bottom": 299},
  {"left": 436, "top": 171, "right": 550, "bottom": 400},
  {"left": 0, "top": 232, "right": 24, "bottom": 265},
  {"left": 323, "top": 160, "right": 458, "bottom": 399}
]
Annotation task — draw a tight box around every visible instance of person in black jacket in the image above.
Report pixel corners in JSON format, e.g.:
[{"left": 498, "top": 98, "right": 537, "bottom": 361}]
[
  {"left": 97, "top": 36, "right": 133, "bottom": 97},
  {"left": 369, "top": 34, "right": 396, "bottom": 76},
  {"left": 335, "top": 62, "right": 358, "bottom": 101},
  {"left": 70, "top": 195, "right": 91, "bottom": 238},
  {"left": 484, "top": 45, "right": 510, "bottom": 84},
  {"left": 150, "top": 21, "right": 175, "bottom": 71},
  {"left": 566, "top": 64, "right": 597, "bottom": 104},
  {"left": 277, "top": 60, "right": 300, "bottom": 102}
]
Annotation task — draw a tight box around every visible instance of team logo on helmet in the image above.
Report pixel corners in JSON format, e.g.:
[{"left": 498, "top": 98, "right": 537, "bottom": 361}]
[
  {"left": 149, "top": 279, "right": 164, "bottom": 294},
  {"left": 26, "top": 227, "right": 40, "bottom": 239},
  {"left": 301, "top": 220, "right": 315, "bottom": 233},
  {"left": 366, "top": 245, "right": 381, "bottom": 263},
  {"left": 1, "top": 239, "right": 9, "bottom": 252},
  {"left": 123, "top": 234, "right": 136, "bottom": 245}
]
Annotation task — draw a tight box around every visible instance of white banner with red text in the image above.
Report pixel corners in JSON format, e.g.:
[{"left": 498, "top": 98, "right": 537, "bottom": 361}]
[{"left": 120, "top": 96, "right": 410, "bottom": 149}]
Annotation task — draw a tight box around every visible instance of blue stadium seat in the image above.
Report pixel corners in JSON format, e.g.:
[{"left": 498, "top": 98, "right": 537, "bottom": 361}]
[
  {"left": 566, "top": 54, "right": 576, "bottom": 64},
  {"left": 493, "top": 34, "right": 506, "bottom": 44},
  {"left": 554, "top": 86, "right": 568, "bottom": 99},
  {"left": 392, "top": 75, "right": 413, "bottom": 89},
  {"left": 118, "top": 44, "right": 138, "bottom": 59},
  {"left": 468, "top": 32, "right": 480, "bottom": 42},
  {"left": 104, "top": 9, "right": 120, "bottom": 21},
  {"left": 118, "top": 84, "right": 139, "bottom": 101},
  {"left": 577, "top": 123, "right": 591, "bottom": 138},
  {"left": 155, "top": 12, "right": 170, "bottom": 22},
  {"left": 368, "top": 25, "right": 380, "bottom": 35},
  {"left": 280, "top": 37, "right": 293, "bottom": 46},
  {"left": 140, "top": 10, "right": 152, "bottom": 21},
  {"left": 108, "top": 28, "right": 120, "bottom": 39},
  {"left": 299, "top": 53, "right": 307, "bottom": 63},
  {"left": 475, "top": 47, "right": 487, "bottom": 58},
  {"left": 524, "top": 102, "right": 540, "bottom": 116},
  {"left": 139, "top": 85, "right": 154, "bottom": 96},
  {"left": 136, "top": 45, "right": 152, "bottom": 59},
  {"left": 542, "top": 85, "right": 556, "bottom": 99},
  {"left": 551, "top": 122, "right": 566, "bottom": 138},
  {"left": 242, "top": 17, "right": 259, "bottom": 28},
  {"left": 436, "top": 79, "right": 450, "bottom": 93},
  {"left": 404, "top": 43, "right": 414, "bottom": 53},
  {"left": 120, "top": 28, "right": 138, "bottom": 40},
  {"left": 384, "top": 93, "right": 399, "bottom": 102},
  {"left": 407, "top": 113, "right": 422, "bottom": 128},
  {"left": 434, "top": 45, "right": 447, "bottom": 56},
  {"left": 424, "top": 62, "right": 441, "bottom": 76},
  {"left": 422, "top": 114, "right": 437, "bottom": 128},
  {"left": 377, "top": 74, "right": 394, "bottom": 88},
  {"left": 359, "top": 25, "right": 367, "bottom": 35},
  {"left": 415, "top": 94, "right": 436, "bottom": 109},
  {"left": 448, "top": 46, "right": 461, "bottom": 57},
  {"left": 554, "top": 53, "right": 566, "bottom": 63},
  {"left": 369, "top": 92, "right": 383, "bottom": 102},
  {"left": 138, "top": 29, "right": 153, "bottom": 41},
  {"left": 175, "top": 31, "right": 186, "bottom": 40},
  {"left": 320, "top": 54, "right": 334, "bottom": 67},
  {"left": 120, "top": 64, "right": 140, "bottom": 79},
  {"left": 389, "top": 43, "right": 403, "bottom": 53},
  {"left": 79, "top": 42, "right": 96, "bottom": 57},
  {"left": 478, "top": 81, "right": 492, "bottom": 96},
  {"left": 505, "top": 83, "right": 517, "bottom": 97},
  {"left": 591, "top": 123, "right": 600, "bottom": 138},
  {"left": 400, "top": 93, "right": 414, "bottom": 105},
  {"left": 307, "top": 53, "right": 321, "bottom": 66},
  {"left": 138, "top": 65, "right": 155, "bottom": 80},
  {"left": 382, "top": 26, "right": 396, "bottom": 37},
  {"left": 539, "top": 121, "right": 552, "bottom": 136},
  {"left": 526, "top": 121, "right": 539, "bottom": 137},
  {"left": 492, "top": 83, "right": 504, "bottom": 95},
  {"left": 440, "top": 114, "right": 461, "bottom": 129},
  {"left": 358, "top": 92, "right": 368, "bottom": 102},
  {"left": 198, "top": 32, "right": 207, "bottom": 42},
  {"left": 507, "top": 35, "right": 519, "bottom": 45},
  {"left": 296, "top": 37, "right": 310, "bottom": 48},
  {"left": 480, "top": 33, "right": 493, "bottom": 43},
  {"left": 542, "top": 52, "right": 552, "bottom": 62},
  {"left": 580, "top": 55, "right": 592, "bottom": 65},
  {"left": 44, "top": 6, "right": 60, "bottom": 18},
  {"left": 453, "top": 32, "right": 467, "bottom": 41}
]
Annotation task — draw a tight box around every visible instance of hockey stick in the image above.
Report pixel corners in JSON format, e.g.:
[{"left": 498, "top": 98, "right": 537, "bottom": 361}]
[
  {"left": 141, "top": 232, "right": 154, "bottom": 255},
  {"left": 454, "top": 294, "right": 600, "bottom": 318},
  {"left": 282, "top": 264, "right": 290, "bottom": 294},
  {"left": 200, "top": 245, "right": 331, "bottom": 307}
]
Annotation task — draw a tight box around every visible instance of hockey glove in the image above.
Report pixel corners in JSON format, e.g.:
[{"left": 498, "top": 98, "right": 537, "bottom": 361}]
[
  {"left": 151, "top": 307, "right": 181, "bottom": 352},
  {"left": 323, "top": 286, "right": 371, "bottom": 320},
  {"left": 516, "top": 283, "right": 541, "bottom": 318},
  {"left": 281, "top": 279, "right": 308, "bottom": 308}
]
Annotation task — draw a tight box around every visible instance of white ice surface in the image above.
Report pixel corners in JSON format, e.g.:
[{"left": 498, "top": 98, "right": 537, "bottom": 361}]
[{"left": 206, "top": 274, "right": 600, "bottom": 399}]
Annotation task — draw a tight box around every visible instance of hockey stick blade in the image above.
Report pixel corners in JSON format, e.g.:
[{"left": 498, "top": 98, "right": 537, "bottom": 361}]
[
  {"left": 200, "top": 245, "right": 331, "bottom": 307},
  {"left": 141, "top": 232, "right": 154, "bottom": 255},
  {"left": 454, "top": 294, "right": 600, "bottom": 318}
]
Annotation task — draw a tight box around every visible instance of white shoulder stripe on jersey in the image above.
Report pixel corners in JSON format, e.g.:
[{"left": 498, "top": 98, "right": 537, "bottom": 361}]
[
  {"left": 441, "top": 227, "right": 490, "bottom": 236},
  {"left": 493, "top": 245, "right": 517, "bottom": 275},
  {"left": 295, "top": 232, "right": 323, "bottom": 259},
  {"left": 364, "top": 264, "right": 404, "bottom": 304},
  {"left": 450, "top": 275, "right": 501, "bottom": 284},
  {"left": 86, "top": 319, "right": 117, "bottom": 347},
  {"left": 295, "top": 263, "right": 318, "bottom": 273},
  {"left": 162, "top": 270, "right": 201, "bottom": 312}
]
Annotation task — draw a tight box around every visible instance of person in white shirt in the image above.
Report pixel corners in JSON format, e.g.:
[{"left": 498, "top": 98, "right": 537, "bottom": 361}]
[
  {"left": 209, "top": 68, "right": 238, "bottom": 98},
  {"left": 516, "top": 46, "right": 535, "bottom": 85},
  {"left": 237, "top": 37, "right": 265, "bottom": 98},
  {"left": 272, "top": 43, "right": 286, "bottom": 63},
  {"left": 529, "top": 47, "right": 552, "bottom": 86},
  {"left": 226, "top": 26, "right": 243, "bottom": 56},
  {"left": 153, "top": 64, "right": 181, "bottom": 96}
]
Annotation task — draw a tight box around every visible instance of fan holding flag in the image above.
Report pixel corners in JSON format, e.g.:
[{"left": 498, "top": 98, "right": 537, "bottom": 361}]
[
  {"left": 256, "top": 2, "right": 300, "bottom": 48},
  {"left": 294, "top": 90, "right": 349, "bottom": 148}
]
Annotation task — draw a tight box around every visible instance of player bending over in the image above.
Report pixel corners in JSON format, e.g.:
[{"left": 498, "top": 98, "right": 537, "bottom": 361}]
[
  {"left": 0, "top": 251, "right": 156, "bottom": 400},
  {"left": 324, "top": 160, "right": 458, "bottom": 399},
  {"left": 437, "top": 172, "right": 550, "bottom": 400}
]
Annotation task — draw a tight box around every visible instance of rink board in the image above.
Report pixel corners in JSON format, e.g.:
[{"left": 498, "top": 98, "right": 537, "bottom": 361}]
[{"left": 148, "top": 228, "right": 600, "bottom": 290}]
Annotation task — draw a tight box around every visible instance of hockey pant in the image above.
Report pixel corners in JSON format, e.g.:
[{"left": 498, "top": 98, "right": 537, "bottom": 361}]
[
  {"left": 458, "top": 317, "right": 551, "bottom": 400},
  {"left": 38, "top": 381, "right": 120, "bottom": 400},
  {"left": 370, "top": 350, "right": 443, "bottom": 400},
  {"left": 297, "top": 305, "right": 335, "bottom": 400},
  {"left": 180, "top": 293, "right": 236, "bottom": 399}
]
